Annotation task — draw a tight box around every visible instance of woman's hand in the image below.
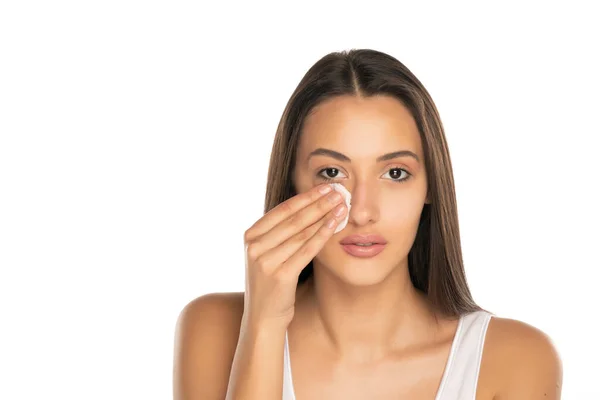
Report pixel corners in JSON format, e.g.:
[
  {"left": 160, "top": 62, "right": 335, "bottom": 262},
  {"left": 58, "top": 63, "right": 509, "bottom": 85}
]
[{"left": 242, "top": 183, "right": 348, "bottom": 328}]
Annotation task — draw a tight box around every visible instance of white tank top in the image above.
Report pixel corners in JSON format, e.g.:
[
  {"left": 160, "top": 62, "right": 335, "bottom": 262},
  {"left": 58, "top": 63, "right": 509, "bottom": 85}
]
[{"left": 282, "top": 310, "right": 493, "bottom": 400}]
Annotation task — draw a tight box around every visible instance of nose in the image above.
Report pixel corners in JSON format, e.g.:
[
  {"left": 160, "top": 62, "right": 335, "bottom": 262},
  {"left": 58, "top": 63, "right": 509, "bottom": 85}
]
[{"left": 347, "top": 181, "right": 380, "bottom": 227}]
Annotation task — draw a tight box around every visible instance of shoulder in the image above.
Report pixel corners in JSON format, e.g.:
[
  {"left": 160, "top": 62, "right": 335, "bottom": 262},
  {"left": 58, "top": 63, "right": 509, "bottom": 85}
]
[
  {"left": 173, "top": 291, "right": 245, "bottom": 400},
  {"left": 481, "top": 315, "right": 563, "bottom": 399},
  {"left": 176, "top": 291, "right": 245, "bottom": 329}
]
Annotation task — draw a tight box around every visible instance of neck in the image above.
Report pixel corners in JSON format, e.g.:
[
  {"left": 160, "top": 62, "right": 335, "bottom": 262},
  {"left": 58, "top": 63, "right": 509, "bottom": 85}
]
[{"left": 299, "top": 261, "right": 440, "bottom": 364}]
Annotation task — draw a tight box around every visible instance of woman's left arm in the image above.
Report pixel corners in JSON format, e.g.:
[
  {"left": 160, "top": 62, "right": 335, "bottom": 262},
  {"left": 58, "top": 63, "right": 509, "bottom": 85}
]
[{"left": 491, "top": 319, "right": 563, "bottom": 400}]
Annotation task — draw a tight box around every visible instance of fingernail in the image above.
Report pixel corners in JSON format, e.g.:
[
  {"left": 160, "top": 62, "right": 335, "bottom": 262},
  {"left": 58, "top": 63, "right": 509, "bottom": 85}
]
[
  {"left": 319, "top": 184, "right": 332, "bottom": 195},
  {"left": 334, "top": 204, "right": 345, "bottom": 216},
  {"left": 328, "top": 192, "right": 342, "bottom": 203}
]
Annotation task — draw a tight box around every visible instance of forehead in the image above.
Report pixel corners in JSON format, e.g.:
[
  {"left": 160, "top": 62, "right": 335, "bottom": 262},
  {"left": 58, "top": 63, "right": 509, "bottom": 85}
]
[{"left": 298, "top": 95, "right": 423, "bottom": 161}]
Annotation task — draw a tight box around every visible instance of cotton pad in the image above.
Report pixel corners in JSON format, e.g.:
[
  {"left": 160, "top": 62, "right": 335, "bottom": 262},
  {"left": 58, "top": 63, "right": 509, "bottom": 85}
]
[{"left": 329, "top": 183, "right": 351, "bottom": 233}]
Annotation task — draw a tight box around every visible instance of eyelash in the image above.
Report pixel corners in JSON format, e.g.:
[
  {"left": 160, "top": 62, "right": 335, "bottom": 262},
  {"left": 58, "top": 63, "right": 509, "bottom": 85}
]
[{"left": 317, "top": 167, "right": 412, "bottom": 183}]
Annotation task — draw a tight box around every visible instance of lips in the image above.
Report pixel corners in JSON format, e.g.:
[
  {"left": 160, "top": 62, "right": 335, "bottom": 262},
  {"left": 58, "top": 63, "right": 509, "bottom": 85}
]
[
  {"left": 339, "top": 234, "right": 387, "bottom": 245},
  {"left": 339, "top": 234, "right": 388, "bottom": 258}
]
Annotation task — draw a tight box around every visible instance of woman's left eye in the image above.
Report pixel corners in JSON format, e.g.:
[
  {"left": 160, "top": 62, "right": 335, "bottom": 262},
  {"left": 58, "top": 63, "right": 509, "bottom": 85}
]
[{"left": 383, "top": 168, "right": 411, "bottom": 182}]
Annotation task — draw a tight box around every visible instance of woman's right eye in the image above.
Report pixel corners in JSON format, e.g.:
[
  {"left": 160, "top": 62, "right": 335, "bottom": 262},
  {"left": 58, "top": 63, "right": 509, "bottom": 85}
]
[{"left": 317, "top": 167, "right": 347, "bottom": 181}]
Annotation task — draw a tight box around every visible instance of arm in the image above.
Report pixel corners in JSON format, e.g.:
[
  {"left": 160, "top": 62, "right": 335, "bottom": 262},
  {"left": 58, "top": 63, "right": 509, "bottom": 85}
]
[
  {"left": 173, "top": 292, "right": 245, "bottom": 400},
  {"left": 225, "top": 316, "right": 288, "bottom": 400},
  {"left": 172, "top": 292, "right": 288, "bottom": 400},
  {"left": 493, "top": 319, "right": 563, "bottom": 399}
]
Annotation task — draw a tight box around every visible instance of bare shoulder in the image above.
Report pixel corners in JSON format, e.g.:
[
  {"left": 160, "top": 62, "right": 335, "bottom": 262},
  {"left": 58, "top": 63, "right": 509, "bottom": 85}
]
[
  {"left": 173, "top": 291, "right": 245, "bottom": 400},
  {"left": 480, "top": 315, "right": 563, "bottom": 400}
]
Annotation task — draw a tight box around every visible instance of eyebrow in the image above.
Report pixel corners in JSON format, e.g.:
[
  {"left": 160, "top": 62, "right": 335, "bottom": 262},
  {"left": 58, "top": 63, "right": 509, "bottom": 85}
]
[{"left": 307, "top": 148, "right": 420, "bottom": 163}]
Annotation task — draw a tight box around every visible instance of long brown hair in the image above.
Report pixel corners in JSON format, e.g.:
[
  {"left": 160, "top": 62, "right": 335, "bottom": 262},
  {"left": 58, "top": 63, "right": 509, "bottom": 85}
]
[{"left": 263, "top": 49, "right": 485, "bottom": 318}]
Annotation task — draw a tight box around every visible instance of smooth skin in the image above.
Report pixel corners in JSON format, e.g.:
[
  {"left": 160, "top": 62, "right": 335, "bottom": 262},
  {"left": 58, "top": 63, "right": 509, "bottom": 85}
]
[{"left": 173, "top": 95, "right": 562, "bottom": 399}]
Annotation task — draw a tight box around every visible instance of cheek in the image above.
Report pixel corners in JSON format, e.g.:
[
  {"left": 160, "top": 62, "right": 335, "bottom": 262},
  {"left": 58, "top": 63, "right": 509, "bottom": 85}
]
[
  {"left": 380, "top": 194, "right": 425, "bottom": 256},
  {"left": 292, "top": 168, "right": 316, "bottom": 194},
  {"left": 381, "top": 191, "right": 424, "bottom": 226}
]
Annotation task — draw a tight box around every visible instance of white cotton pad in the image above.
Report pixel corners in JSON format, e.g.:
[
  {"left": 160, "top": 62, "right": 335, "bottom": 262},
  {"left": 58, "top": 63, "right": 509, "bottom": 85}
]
[{"left": 329, "top": 183, "right": 351, "bottom": 233}]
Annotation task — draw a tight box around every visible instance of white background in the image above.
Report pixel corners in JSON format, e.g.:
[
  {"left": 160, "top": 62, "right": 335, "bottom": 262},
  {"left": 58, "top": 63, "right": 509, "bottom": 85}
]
[{"left": 1, "top": 1, "right": 598, "bottom": 398}]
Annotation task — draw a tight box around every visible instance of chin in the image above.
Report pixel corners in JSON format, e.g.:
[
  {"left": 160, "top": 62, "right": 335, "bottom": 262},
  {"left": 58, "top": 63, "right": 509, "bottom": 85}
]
[{"left": 313, "top": 247, "right": 399, "bottom": 287}]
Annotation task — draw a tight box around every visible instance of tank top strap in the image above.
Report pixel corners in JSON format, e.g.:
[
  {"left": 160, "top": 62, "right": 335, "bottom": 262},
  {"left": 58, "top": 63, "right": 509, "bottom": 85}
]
[
  {"left": 435, "top": 310, "right": 494, "bottom": 400},
  {"left": 283, "top": 330, "right": 296, "bottom": 400}
]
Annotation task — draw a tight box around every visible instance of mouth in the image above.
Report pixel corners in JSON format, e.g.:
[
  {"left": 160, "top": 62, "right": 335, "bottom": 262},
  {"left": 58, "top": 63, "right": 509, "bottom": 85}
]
[{"left": 339, "top": 234, "right": 387, "bottom": 258}]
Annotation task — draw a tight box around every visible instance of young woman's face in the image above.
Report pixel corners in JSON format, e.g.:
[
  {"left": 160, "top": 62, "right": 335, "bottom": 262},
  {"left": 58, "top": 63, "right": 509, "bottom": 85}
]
[{"left": 292, "top": 94, "right": 430, "bottom": 285}]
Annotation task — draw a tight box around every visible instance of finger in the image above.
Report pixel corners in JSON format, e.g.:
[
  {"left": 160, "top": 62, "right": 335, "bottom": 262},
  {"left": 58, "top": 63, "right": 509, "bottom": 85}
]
[
  {"left": 247, "top": 190, "right": 344, "bottom": 259},
  {"left": 254, "top": 203, "right": 347, "bottom": 275},
  {"left": 245, "top": 184, "right": 334, "bottom": 242},
  {"left": 279, "top": 213, "right": 343, "bottom": 279}
]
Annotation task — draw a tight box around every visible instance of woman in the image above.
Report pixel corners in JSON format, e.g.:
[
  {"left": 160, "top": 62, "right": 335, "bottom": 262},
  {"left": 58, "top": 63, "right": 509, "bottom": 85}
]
[{"left": 173, "top": 49, "right": 562, "bottom": 399}]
